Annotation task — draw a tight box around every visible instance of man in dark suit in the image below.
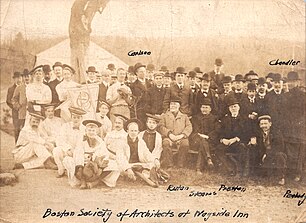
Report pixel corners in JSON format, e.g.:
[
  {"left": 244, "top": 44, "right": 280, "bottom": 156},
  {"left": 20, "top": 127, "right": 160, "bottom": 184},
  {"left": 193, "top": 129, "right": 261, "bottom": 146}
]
[
  {"left": 48, "top": 62, "right": 63, "bottom": 117},
  {"left": 163, "top": 67, "right": 192, "bottom": 116},
  {"left": 255, "top": 115, "right": 286, "bottom": 185},
  {"left": 188, "top": 71, "right": 200, "bottom": 116},
  {"left": 256, "top": 77, "right": 269, "bottom": 116},
  {"left": 194, "top": 73, "right": 219, "bottom": 116},
  {"left": 42, "top": 65, "right": 52, "bottom": 86},
  {"left": 216, "top": 97, "right": 250, "bottom": 177},
  {"left": 97, "top": 69, "right": 110, "bottom": 112},
  {"left": 146, "top": 72, "right": 166, "bottom": 115},
  {"left": 283, "top": 71, "right": 306, "bottom": 183},
  {"left": 130, "top": 63, "right": 150, "bottom": 127},
  {"left": 218, "top": 76, "right": 233, "bottom": 118},
  {"left": 6, "top": 71, "right": 23, "bottom": 142},
  {"left": 208, "top": 58, "right": 225, "bottom": 92},
  {"left": 224, "top": 74, "right": 247, "bottom": 104}
]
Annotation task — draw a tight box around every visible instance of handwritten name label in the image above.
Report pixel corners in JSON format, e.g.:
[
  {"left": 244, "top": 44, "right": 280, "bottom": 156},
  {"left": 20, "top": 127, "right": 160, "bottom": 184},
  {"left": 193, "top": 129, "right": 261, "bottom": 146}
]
[
  {"left": 167, "top": 184, "right": 189, "bottom": 191},
  {"left": 269, "top": 59, "right": 300, "bottom": 66},
  {"left": 219, "top": 184, "right": 246, "bottom": 192},
  {"left": 128, "top": 50, "right": 151, "bottom": 56},
  {"left": 283, "top": 189, "right": 305, "bottom": 206}
]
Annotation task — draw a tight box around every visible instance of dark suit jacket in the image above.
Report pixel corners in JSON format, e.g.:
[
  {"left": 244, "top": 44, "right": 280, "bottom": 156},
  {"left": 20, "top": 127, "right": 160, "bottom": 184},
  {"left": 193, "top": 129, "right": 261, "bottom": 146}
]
[
  {"left": 6, "top": 84, "right": 18, "bottom": 120},
  {"left": 163, "top": 83, "right": 192, "bottom": 115},
  {"left": 255, "top": 127, "right": 285, "bottom": 159},
  {"left": 130, "top": 79, "right": 149, "bottom": 113},
  {"left": 189, "top": 85, "right": 200, "bottom": 116},
  {"left": 256, "top": 95, "right": 269, "bottom": 117},
  {"left": 146, "top": 86, "right": 167, "bottom": 115},
  {"left": 48, "top": 79, "right": 62, "bottom": 103},
  {"left": 97, "top": 82, "right": 108, "bottom": 112},
  {"left": 194, "top": 88, "right": 219, "bottom": 116},
  {"left": 208, "top": 70, "right": 225, "bottom": 91}
]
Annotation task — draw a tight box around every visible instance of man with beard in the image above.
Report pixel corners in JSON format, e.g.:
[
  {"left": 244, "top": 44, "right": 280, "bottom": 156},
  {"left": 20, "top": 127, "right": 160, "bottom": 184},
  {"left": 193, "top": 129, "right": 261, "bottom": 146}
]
[
  {"left": 12, "top": 112, "right": 57, "bottom": 170},
  {"left": 283, "top": 71, "right": 306, "bottom": 183},
  {"left": 159, "top": 97, "right": 192, "bottom": 168},
  {"left": 256, "top": 115, "right": 286, "bottom": 185},
  {"left": 42, "top": 65, "right": 52, "bottom": 85},
  {"left": 7, "top": 71, "right": 23, "bottom": 142}
]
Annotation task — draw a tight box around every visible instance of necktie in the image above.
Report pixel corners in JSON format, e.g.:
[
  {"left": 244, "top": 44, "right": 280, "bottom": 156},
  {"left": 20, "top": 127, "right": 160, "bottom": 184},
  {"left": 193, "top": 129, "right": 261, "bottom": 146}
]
[
  {"left": 250, "top": 98, "right": 255, "bottom": 103},
  {"left": 203, "top": 91, "right": 208, "bottom": 97}
]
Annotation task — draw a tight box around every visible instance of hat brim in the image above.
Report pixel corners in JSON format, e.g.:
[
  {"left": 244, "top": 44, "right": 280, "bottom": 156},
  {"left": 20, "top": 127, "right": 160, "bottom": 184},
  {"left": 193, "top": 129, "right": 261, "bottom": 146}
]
[
  {"left": 82, "top": 120, "right": 102, "bottom": 128},
  {"left": 124, "top": 118, "right": 142, "bottom": 131},
  {"left": 29, "top": 112, "right": 45, "bottom": 120}
]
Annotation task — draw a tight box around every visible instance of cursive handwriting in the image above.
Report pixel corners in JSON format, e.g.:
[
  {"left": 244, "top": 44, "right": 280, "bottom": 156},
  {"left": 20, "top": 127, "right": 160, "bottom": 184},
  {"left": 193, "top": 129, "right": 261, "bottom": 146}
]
[
  {"left": 283, "top": 189, "right": 305, "bottom": 206},
  {"left": 128, "top": 50, "right": 151, "bottom": 56},
  {"left": 269, "top": 59, "right": 300, "bottom": 66},
  {"left": 167, "top": 184, "right": 189, "bottom": 191},
  {"left": 218, "top": 184, "right": 246, "bottom": 192}
]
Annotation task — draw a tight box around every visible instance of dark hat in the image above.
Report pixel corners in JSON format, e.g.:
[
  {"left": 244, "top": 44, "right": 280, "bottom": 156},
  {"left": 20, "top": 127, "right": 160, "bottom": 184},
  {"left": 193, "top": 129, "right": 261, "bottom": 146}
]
[
  {"left": 247, "top": 83, "right": 257, "bottom": 91},
  {"left": 164, "top": 72, "right": 173, "bottom": 78},
  {"left": 12, "top": 71, "right": 21, "bottom": 78},
  {"left": 29, "top": 65, "right": 44, "bottom": 75},
  {"left": 52, "top": 62, "right": 63, "bottom": 69},
  {"left": 174, "top": 67, "right": 187, "bottom": 74},
  {"left": 200, "top": 73, "right": 211, "bottom": 81},
  {"left": 22, "top": 69, "right": 30, "bottom": 76},
  {"left": 258, "top": 77, "right": 266, "bottom": 85},
  {"left": 124, "top": 118, "right": 142, "bottom": 131},
  {"left": 159, "top": 66, "right": 169, "bottom": 72},
  {"left": 147, "top": 64, "right": 155, "bottom": 71},
  {"left": 86, "top": 66, "right": 98, "bottom": 73},
  {"left": 258, "top": 115, "right": 272, "bottom": 122},
  {"left": 98, "top": 100, "right": 111, "bottom": 109},
  {"left": 222, "top": 76, "right": 232, "bottom": 84},
  {"left": 188, "top": 71, "right": 197, "bottom": 78},
  {"left": 215, "top": 58, "right": 223, "bottom": 66},
  {"left": 113, "top": 113, "right": 128, "bottom": 122},
  {"left": 266, "top": 72, "right": 275, "bottom": 79},
  {"left": 146, "top": 113, "right": 161, "bottom": 122},
  {"left": 29, "top": 112, "right": 45, "bottom": 120},
  {"left": 127, "top": 66, "right": 135, "bottom": 73},
  {"left": 134, "top": 63, "right": 146, "bottom": 73},
  {"left": 62, "top": 64, "right": 75, "bottom": 74},
  {"left": 43, "top": 65, "right": 51, "bottom": 73},
  {"left": 169, "top": 95, "right": 181, "bottom": 104},
  {"left": 194, "top": 67, "right": 203, "bottom": 74},
  {"left": 233, "top": 74, "right": 245, "bottom": 82},
  {"left": 154, "top": 72, "right": 164, "bottom": 78},
  {"left": 272, "top": 73, "right": 282, "bottom": 82},
  {"left": 68, "top": 106, "right": 86, "bottom": 115},
  {"left": 199, "top": 98, "right": 212, "bottom": 106},
  {"left": 82, "top": 119, "right": 102, "bottom": 128},
  {"left": 244, "top": 70, "right": 258, "bottom": 80},
  {"left": 107, "top": 64, "right": 116, "bottom": 71},
  {"left": 226, "top": 96, "right": 239, "bottom": 107},
  {"left": 287, "top": 71, "right": 300, "bottom": 81}
]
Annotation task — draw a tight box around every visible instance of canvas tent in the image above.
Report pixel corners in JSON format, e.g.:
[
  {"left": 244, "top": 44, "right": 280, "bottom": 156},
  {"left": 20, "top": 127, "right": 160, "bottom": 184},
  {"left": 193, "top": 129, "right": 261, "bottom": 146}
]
[{"left": 35, "top": 39, "right": 128, "bottom": 70}]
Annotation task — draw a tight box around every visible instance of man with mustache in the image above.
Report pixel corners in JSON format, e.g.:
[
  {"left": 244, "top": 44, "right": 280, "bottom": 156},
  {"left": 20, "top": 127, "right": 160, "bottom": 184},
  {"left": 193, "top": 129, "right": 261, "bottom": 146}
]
[{"left": 12, "top": 112, "right": 56, "bottom": 170}]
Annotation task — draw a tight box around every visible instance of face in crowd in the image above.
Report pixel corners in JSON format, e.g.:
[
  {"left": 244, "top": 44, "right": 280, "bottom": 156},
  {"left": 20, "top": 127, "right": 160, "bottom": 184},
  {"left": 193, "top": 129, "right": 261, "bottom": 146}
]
[
  {"left": 71, "top": 114, "right": 82, "bottom": 127},
  {"left": 287, "top": 80, "right": 300, "bottom": 90},
  {"left": 200, "top": 105, "right": 211, "bottom": 115},
  {"left": 14, "top": 76, "right": 23, "bottom": 85},
  {"left": 146, "top": 70, "right": 154, "bottom": 80},
  {"left": 257, "top": 83, "right": 267, "bottom": 94},
  {"left": 175, "top": 73, "right": 185, "bottom": 85},
  {"left": 233, "top": 80, "right": 244, "bottom": 91},
  {"left": 85, "top": 125, "right": 98, "bottom": 138},
  {"left": 146, "top": 118, "right": 158, "bottom": 131},
  {"left": 229, "top": 103, "right": 240, "bottom": 117},
  {"left": 63, "top": 69, "right": 73, "bottom": 81},
  {"left": 54, "top": 66, "right": 63, "bottom": 79},
  {"left": 99, "top": 104, "right": 109, "bottom": 117},
  {"left": 33, "top": 69, "right": 43, "bottom": 83},
  {"left": 201, "top": 80, "right": 211, "bottom": 91},
  {"left": 96, "top": 74, "right": 102, "bottom": 84},
  {"left": 110, "top": 76, "right": 117, "bottom": 85},
  {"left": 101, "top": 71, "right": 111, "bottom": 83},
  {"left": 259, "top": 119, "right": 272, "bottom": 132},
  {"left": 29, "top": 117, "right": 41, "bottom": 130},
  {"left": 45, "top": 107, "right": 55, "bottom": 119},
  {"left": 223, "top": 82, "right": 232, "bottom": 93},
  {"left": 87, "top": 71, "right": 96, "bottom": 82},
  {"left": 127, "top": 123, "right": 139, "bottom": 140},
  {"left": 127, "top": 72, "right": 137, "bottom": 83},
  {"left": 117, "top": 69, "right": 126, "bottom": 83},
  {"left": 154, "top": 75, "right": 163, "bottom": 87},
  {"left": 163, "top": 76, "right": 172, "bottom": 86},
  {"left": 247, "top": 89, "right": 256, "bottom": 99},
  {"left": 114, "top": 117, "right": 124, "bottom": 131},
  {"left": 169, "top": 101, "right": 180, "bottom": 113},
  {"left": 44, "top": 71, "right": 51, "bottom": 82},
  {"left": 273, "top": 80, "right": 283, "bottom": 92},
  {"left": 214, "top": 64, "right": 223, "bottom": 73},
  {"left": 188, "top": 77, "right": 196, "bottom": 87},
  {"left": 136, "top": 67, "right": 146, "bottom": 80}
]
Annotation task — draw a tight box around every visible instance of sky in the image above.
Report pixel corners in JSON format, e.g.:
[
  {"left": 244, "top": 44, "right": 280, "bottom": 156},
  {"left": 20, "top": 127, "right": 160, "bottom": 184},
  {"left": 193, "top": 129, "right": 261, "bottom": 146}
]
[{"left": 0, "top": 0, "right": 305, "bottom": 42}]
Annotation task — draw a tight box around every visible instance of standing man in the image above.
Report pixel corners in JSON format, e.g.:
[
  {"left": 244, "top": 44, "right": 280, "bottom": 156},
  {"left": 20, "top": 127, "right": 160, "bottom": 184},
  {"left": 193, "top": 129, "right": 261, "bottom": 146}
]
[
  {"left": 256, "top": 77, "right": 269, "bottom": 116},
  {"left": 208, "top": 58, "right": 225, "bottom": 92},
  {"left": 97, "top": 69, "right": 110, "bottom": 112},
  {"left": 224, "top": 74, "right": 246, "bottom": 106},
  {"left": 163, "top": 67, "right": 192, "bottom": 116},
  {"left": 146, "top": 63, "right": 155, "bottom": 86},
  {"left": 218, "top": 76, "right": 233, "bottom": 118},
  {"left": 42, "top": 65, "right": 52, "bottom": 86},
  {"left": 159, "top": 97, "right": 192, "bottom": 168},
  {"left": 85, "top": 66, "right": 98, "bottom": 84},
  {"left": 188, "top": 71, "right": 200, "bottom": 116},
  {"left": 7, "top": 71, "right": 23, "bottom": 142},
  {"left": 146, "top": 72, "right": 166, "bottom": 115},
  {"left": 49, "top": 62, "right": 63, "bottom": 104}
]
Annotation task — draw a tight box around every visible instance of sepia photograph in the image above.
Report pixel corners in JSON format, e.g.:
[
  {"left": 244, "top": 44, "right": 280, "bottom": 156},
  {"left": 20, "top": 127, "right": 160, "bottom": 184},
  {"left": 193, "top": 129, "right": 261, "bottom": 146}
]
[{"left": 0, "top": 0, "right": 305, "bottom": 222}]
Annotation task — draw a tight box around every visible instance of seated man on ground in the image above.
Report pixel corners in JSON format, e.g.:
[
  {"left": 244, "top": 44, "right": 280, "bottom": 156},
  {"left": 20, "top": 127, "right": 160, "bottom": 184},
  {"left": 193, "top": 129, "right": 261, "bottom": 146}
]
[
  {"left": 72, "top": 120, "right": 120, "bottom": 189},
  {"left": 159, "top": 96, "right": 192, "bottom": 169},
  {"left": 12, "top": 112, "right": 57, "bottom": 170},
  {"left": 190, "top": 98, "right": 220, "bottom": 174},
  {"left": 116, "top": 119, "right": 160, "bottom": 187}
]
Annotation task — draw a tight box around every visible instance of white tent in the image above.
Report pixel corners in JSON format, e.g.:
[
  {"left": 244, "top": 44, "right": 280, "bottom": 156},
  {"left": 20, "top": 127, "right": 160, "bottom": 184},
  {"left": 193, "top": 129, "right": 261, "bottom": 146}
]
[{"left": 35, "top": 38, "right": 128, "bottom": 70}]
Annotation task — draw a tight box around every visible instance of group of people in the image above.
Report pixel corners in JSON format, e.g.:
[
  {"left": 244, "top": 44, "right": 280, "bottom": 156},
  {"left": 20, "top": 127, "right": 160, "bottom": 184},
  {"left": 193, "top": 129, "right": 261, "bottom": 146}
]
[{"left": 6, "top": 58, "right": 305, "bottom": 188}]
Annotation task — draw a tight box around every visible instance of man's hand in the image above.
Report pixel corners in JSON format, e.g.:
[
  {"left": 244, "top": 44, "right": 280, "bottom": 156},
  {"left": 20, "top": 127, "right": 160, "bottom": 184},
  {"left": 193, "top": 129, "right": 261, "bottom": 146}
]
[
  {"left": 126, "top": 169, "right": 136, "bottom": 181},
  {"left": 221, "top": 139, "right": 230, "bottom": 146},
  {"left": 168, "top": 133, "right": 176, "bottom": 142},
  {"left": 249, "top": 137, "right": 257, "bottom": 145},
  {"left": 262, "top": 154, "right": 267, "bottom": 163},
  {"left": 198, "top": 133, "right": 209, "bottom": 139}
]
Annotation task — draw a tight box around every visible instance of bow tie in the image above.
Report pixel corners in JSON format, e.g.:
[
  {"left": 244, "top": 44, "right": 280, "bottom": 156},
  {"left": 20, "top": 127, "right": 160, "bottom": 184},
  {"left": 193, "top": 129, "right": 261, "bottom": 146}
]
[
  {"left": 249, "top": 98, "right": 255, "bottom": 103},
  {"left": 73, "top": 126, "right": 79, "bottom": 130}
]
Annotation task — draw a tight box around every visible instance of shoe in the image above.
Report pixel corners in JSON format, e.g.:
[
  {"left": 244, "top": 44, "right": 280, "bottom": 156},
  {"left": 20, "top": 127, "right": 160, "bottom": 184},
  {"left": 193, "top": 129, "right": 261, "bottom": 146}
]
[
  {"left": 44, "top": 158, "right": 58, "bottom": 170},
  {"left": 294, "top": 176, "right": 301, "bottom": 182},
  {"left": 13, "top": 163, "right": 24, "bottom": 169},
  {"left": 278, "top": 178, "right": 285, "bottom": 186}
]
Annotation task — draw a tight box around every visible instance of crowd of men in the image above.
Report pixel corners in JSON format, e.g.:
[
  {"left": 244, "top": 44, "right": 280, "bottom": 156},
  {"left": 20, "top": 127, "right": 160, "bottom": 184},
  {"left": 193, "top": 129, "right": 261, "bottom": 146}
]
[{"left": 6, "top": 58, "right": 305, "bottom": 188}]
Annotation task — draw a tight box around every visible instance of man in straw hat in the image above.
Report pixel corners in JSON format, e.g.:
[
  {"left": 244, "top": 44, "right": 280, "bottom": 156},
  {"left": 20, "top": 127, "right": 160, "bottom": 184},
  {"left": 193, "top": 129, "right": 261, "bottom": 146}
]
[{"left": 12, "top": 112, "right": 57, "bottom": 170}]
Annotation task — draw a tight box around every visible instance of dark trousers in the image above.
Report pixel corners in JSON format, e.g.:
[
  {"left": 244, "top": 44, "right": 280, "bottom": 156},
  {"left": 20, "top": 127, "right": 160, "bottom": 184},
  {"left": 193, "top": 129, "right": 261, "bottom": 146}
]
[
  {"left": 285, "top": 141, "right": 305, "bottom": 177},
  {"left": 260, "top": 152, "right": 287, "bottom": 179},
  {"left": 216, "top": 142, "right": 249, "bottom": 176},
  {"left": 161, "top": 138, "right": 189, "bottom": 168},
  {"left": 13, "top": 117, "right": 25, "bottom": 143},
  {"left": 190, "top": 136, "right": 213, "bottom": 170}
]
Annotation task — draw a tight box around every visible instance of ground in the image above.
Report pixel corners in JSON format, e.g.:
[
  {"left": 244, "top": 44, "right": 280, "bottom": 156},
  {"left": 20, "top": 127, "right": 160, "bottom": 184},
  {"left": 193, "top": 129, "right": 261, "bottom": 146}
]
[{"left": 0, "top": 130, "right": 305, "bottom": 223}]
